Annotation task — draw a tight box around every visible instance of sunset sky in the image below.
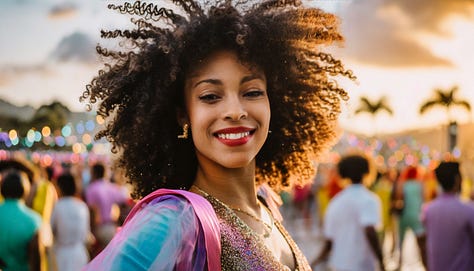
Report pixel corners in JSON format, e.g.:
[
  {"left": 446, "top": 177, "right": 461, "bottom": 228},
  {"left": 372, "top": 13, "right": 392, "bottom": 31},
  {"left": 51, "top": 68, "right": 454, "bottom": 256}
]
[{"left": 1, "top": 0, "right": 473, "bottom": 135}]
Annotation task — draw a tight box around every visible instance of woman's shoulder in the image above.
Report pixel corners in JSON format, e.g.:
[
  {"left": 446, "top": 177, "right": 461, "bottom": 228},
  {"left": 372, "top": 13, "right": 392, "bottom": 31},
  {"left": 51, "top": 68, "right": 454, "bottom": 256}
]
[
  {"left": 116, "top": 192, "right": 201, "bottom": 247},
  {"left": 84, "top": 191, "right": 206, "bottom": 270},
  {"left": 129, "top": 189, "right": 215, "bottom": 219},
  {"left": 122, "top": 188, "right": 219, "bottom": 246},
  {"left": 129, "top": 194, "right": 194, "bottom": 219}
]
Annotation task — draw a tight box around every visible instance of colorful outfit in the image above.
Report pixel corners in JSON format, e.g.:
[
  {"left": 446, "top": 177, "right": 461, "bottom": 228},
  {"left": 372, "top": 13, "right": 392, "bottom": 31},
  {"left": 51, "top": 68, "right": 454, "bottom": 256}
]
[
  {"left": 399, "top": 180, "right": 424, "bottom": 242},
  {"left": 31, "top": 179, "right": 57, "bottom": 271},
  {"left": 51, "top": 197, "right": 91, "bottom": 271},
  {"left": 85, "top": 178, "right": 128, "bottom": 246},
  {"left": 422, "top": 194, "right": 474, "bottom": 271},
  {"left": 323, "top": 184, "right": 382, "bottom": 271},
  {"left": 372, "top": 177, "right": 392, "bottom": 231},
  {"left": 84, "top": 188, "right": 311, "bottom": 270},
  {"left": 32, "top": 179, "right": 58, "bottom": 220},
  {"left": 0, "top": 199, "right": 42, "bottom": 271}
]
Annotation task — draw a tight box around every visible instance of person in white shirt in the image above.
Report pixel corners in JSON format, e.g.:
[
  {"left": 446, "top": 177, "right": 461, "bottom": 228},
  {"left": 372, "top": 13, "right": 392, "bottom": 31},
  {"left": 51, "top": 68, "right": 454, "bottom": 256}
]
[
  {"left": 51, "top": 173, "right": 91, "bottom": 271},
  {"left": 313, "top": 154, "right": 385, "bottom": 271}
]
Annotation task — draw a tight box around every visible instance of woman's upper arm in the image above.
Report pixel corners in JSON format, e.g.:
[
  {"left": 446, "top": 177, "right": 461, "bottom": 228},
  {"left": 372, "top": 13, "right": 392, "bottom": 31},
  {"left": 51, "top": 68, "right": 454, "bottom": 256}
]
[{"left": 85, "top": 196, "right": 200, "bottom": 270}]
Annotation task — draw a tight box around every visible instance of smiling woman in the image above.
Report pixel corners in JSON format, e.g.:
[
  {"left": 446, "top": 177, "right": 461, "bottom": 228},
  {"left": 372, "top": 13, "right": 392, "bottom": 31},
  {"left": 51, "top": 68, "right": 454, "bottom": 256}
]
[
  {"left": 183, "top": 50, "right": 270, "bottom": 170},
  {"left": 81, "top": 0, "right": 354, "bottom": 270}
]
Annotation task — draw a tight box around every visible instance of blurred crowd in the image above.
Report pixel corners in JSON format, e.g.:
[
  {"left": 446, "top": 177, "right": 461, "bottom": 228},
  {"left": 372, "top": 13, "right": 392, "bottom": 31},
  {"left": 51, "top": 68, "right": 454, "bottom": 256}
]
[
  {"left": 0, "top": 157, "right": 133, "bottom": 271},
  {"left": 282, "top": 155, "right": 474, "bottom": 271},
  {"left": 1, "top": 152, "right": 473, "bottom": 271}
]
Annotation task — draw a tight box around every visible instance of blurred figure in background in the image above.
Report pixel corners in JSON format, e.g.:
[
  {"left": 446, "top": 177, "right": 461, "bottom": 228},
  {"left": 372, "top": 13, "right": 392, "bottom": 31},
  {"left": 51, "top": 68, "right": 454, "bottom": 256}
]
[
  {"left": 421, "top": 167, "right": 438, "bottom": 202},
  {"left": 85, "top": 163, "right": 128, "bottom": 257},
  {"left": 422, "top": 161, "right": 474, "bottom": 271},
  {"left": 30, "top": 164, "right": 58, "bottom": 271},
  {"left": 388, "top": 167, "right": 402, "bottom": 256},
  {"left": 292, "top": 182, "right": 313, "bottom": 224},
  {"left": 313, "top": 154, "right": 384, "bottom": 271},
  {"left": 51, "top": 173, "right": 91, "bottom": 271},
  {"left": 396, "top": 165, "right": 426, "bottom": 269},
  {"left": 0, "top": 159, "right": 36, "bottom": 203},
  {"left": 109, "top": 166, "right": 134, "bottom": 226},
  {"left": 0, "top": 171, "right": 43, "bottom": 271},
  {"left": 316, "top": 165, "right": 344, "bottom": 226},
  {"left": 371, "top": 170, "right": 393, "bottom": 251}
]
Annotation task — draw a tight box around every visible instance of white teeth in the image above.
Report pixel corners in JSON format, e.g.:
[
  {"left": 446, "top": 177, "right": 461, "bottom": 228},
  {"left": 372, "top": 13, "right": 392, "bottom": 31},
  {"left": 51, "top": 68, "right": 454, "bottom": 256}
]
[{"left": 217, "top": 132, "right": 250, "bottom": 140}]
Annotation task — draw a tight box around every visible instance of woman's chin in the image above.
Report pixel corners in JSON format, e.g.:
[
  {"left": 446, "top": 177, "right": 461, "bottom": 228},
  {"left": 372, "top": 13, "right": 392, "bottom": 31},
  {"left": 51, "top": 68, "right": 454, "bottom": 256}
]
[{"left": 220, "top": 160, "right": 253, "bottom": 169}]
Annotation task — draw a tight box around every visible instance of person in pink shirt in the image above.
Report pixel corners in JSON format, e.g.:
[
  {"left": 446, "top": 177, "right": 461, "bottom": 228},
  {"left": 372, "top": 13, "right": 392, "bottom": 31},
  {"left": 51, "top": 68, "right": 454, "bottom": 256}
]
[
  {"left": 422, "top": 161, "right": 474, "bottom": 271},
  {"left": 85, "top": 163, "right": 128, "bottom": 256}
]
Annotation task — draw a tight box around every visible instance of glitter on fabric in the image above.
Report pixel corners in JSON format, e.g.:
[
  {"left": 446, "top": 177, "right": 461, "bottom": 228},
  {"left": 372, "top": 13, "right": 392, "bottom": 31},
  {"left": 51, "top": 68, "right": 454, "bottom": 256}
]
[{"left": 200, "top": 191, "right": 312, "bottom": 271}]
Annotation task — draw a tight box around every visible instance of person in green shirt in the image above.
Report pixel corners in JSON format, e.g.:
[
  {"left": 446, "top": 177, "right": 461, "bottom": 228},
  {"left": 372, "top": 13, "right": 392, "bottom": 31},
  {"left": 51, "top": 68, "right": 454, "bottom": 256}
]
[{"left": 0, "top": 171, "right": 43, "bottom": 271}]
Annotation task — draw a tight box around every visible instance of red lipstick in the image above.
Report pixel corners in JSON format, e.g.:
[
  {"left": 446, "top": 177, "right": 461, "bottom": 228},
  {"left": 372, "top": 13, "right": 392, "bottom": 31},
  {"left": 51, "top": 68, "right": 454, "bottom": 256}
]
[{"left": 214, "top": 127, "right": 254, "bottom": 146}]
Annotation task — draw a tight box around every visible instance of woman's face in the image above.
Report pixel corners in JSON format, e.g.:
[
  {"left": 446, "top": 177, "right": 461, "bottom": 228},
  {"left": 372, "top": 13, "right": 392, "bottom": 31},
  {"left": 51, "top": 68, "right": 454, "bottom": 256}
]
[{"left": 183, "top": 50, "right": 270, "bottom": 169}]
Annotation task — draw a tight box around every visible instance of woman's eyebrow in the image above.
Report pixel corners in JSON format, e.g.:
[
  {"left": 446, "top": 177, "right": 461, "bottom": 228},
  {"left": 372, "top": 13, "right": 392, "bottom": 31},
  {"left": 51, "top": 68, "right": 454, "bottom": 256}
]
[
  {"left": 193, "top": 78, "right": 222, "bottom": 88},
  {"left": 193, "top": 74, "right": 264, "bottom": 88},
  {"left": 241, "top": 74, "right": 265, "bottom": 84}
]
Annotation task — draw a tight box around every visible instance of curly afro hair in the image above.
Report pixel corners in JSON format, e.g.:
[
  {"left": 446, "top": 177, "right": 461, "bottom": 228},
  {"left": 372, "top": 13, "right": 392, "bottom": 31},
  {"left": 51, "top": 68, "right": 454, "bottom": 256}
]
[{"left": 81, "top": 0, "right": 355, "bottom": 199}]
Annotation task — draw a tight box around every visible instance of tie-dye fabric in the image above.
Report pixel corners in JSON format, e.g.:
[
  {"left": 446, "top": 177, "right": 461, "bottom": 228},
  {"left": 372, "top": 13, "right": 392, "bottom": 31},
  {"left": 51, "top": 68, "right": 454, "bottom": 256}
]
[{"left": 83, "top": 189, "right": 220, "bottom": 271}]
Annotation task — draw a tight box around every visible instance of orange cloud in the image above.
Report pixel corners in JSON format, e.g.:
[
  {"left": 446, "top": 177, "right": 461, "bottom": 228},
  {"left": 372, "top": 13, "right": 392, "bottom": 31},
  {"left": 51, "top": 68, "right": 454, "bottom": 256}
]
[
  {"left": 389, "top": 0, "right": 474, "bottom": 35},
  {"left": 335, "top": 0, "right": 471, "bottom": 67},
  {"left": 48, "top": 3, "right": 77, "bottom": 20}
]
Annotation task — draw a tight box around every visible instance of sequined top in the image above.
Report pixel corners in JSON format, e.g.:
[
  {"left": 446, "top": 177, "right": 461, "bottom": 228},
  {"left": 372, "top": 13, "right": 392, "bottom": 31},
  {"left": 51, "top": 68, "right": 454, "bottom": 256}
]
[
  {"left": 83, "top": 188, "right": 311, "bottom": 271},
  {"left": 202, "top": 193, "right": 312, "bottom": 271}
]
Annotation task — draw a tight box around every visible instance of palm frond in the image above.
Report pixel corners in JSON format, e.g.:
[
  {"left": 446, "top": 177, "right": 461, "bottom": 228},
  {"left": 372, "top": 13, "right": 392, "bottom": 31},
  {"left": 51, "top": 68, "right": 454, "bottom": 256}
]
[
  {"left": 355, "top": 96, "right": 393, "bottom": 116},
  {"left": 420, "top": 85, "right": 472, "bottom": 116},
  {"left": 419, "top": 100, "right": 438, "bottom": 114},
  {"left": 454, "top": 100, "right": 472, "bottom": 112},
  {"left": 354, "top": 107, "right": 369, "bottom": 115},
  {"left": 382, "top": 105, "right": 394, "bottom": 115}
]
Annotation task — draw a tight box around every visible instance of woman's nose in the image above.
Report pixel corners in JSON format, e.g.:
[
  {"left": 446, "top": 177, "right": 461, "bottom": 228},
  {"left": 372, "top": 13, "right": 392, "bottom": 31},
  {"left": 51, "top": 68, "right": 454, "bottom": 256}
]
[{"left": 224, "top": 96, "right": 247, "bottom": 121}]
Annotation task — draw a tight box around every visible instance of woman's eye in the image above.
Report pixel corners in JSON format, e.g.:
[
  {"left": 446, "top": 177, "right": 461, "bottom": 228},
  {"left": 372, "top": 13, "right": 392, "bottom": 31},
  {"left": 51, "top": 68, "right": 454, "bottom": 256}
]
[
  {"left": 198, "top": 93, "right": 220, "bottom": 102},
  {"left": 244, "top": 90, "right": 265, "bottom": 98}
]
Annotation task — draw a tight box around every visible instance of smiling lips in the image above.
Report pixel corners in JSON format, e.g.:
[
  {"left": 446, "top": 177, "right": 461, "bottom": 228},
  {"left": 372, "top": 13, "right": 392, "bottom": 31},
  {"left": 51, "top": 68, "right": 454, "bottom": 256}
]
[{"left": 214, "top": 127, "right": 254, "bottom": 146}]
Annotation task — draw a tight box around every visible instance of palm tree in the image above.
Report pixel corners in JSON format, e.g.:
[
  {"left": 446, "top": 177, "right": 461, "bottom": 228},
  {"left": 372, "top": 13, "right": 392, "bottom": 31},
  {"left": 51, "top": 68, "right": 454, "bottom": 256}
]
[
  {"left": 355, "top": 96, "right": 393, "bottom": 136},
  {"left": 419, "top": 86, "right": 471, "bottom": 151}
]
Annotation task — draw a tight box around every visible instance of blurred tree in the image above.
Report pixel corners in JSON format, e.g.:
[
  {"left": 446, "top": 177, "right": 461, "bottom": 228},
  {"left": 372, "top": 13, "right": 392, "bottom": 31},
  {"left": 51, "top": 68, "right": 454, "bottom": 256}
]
[
  {"left": 419, "top": 85, "right": 471, "bottom": 151},
  {"left": 29, "top": 101, "right": 71, "bottom": 132},
  {"left": 0, "top": 116, "right": 29, "bottom": 134},
  {"left": 355, "top": 96, "right": 393, "bottom": 135}
]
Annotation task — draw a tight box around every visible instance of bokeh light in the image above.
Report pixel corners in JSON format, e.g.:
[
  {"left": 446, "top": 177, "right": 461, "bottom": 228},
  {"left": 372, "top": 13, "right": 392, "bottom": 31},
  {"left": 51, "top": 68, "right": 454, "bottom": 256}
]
[
  {"left": 42, "top": 155, "right": 53, "bottom": 167},
  {"left": 72, "top": 143, "right": 84, "bottom": 154},
  {"left": 55, "top": 136, "right": 66, "bottom": 147},
  {"left": 76, "top": 122, "right": 85, "bottom": 134},
  {"left": 82, "top": 134, "right": 92, "bottom": 145},
  {"left": 41, "top": 126, "right": 51, "bottom": 137},
  {"left": 61, "top": 125, "right": 72, "bottom": 137},
  {"left": 27, "top": 129, "right": 35, "bottom": 142},
  {"left": 85, "top": 120, "right": 95, "bottom": 131},
  {"left": 11, "top": 137, "right": 19, "bottom": 146},
  {"left": 96, "top": 115, "right": 105, "bottom": 125},
  {"left": 8, "top": 129, "right": 17, "bottom": 140},
  {"left": 24, "top": 138, "right": 34, "bottom": 148},
  {"left": 34, "top": 131, "right": 42, "bottom": 142},
  {"left": 31, "top": 152, "right": 41, "bottom": 164}
]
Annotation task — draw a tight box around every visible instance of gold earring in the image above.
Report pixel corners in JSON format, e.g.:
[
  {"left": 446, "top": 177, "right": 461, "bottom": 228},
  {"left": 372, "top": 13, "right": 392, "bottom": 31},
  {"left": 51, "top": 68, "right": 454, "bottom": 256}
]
[{"left": 178, "top": 124, "right": 189, "bottom": 139}]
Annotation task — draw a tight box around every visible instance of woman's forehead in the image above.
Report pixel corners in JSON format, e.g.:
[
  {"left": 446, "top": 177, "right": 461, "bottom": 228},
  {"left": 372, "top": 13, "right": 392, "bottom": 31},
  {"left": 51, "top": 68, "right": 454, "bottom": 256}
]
[{"left": 185, "top": 50, "right": 264, "bottom": 78}]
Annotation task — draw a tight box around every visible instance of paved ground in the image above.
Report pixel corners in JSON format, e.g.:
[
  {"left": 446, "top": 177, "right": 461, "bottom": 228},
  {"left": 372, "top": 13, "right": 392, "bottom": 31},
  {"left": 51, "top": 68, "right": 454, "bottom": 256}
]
[{"left": 281, "top": 205, "right": 425, "bottom": 271}]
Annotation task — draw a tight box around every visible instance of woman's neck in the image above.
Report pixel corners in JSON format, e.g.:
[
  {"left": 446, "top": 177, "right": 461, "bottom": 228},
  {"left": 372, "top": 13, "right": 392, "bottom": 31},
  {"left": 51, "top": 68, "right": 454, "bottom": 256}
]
[{"left": 192, "top": 160, "right": 259, "bottom": 210}]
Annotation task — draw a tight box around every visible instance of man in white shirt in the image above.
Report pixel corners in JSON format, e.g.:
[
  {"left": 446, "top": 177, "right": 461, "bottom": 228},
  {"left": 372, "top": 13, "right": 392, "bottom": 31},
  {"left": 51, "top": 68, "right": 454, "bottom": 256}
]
[{"left": 313, "top": 154, "right": 385, "bottom": 271}]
